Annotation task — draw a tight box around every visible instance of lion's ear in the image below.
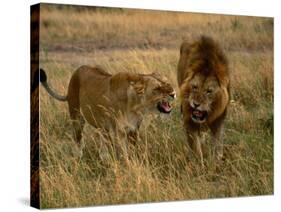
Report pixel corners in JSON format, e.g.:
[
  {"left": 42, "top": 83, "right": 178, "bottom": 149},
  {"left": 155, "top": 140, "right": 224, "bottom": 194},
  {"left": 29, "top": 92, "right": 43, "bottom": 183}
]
[
  {"left": 218, "top": 75, "right": 230, "bottom": 87},
  {"left": 216, "top": 64, "right": 230, "bottom": 87},
  {"left": 180, "top": 41, "right": 190, "bottom": 55}
]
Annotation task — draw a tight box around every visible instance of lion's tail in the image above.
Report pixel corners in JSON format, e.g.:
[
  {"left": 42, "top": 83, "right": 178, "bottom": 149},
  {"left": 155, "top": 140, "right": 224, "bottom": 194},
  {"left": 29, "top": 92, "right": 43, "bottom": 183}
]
[{"left": 40, "top": 69, "right": 67, "bottom": 102}]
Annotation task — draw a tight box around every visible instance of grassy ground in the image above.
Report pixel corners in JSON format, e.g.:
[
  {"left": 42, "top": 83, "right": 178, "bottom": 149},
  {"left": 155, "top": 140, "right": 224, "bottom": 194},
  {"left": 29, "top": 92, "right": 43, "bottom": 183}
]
[{"left": 38, "top": 4, "right": 273, "bottom": 208}]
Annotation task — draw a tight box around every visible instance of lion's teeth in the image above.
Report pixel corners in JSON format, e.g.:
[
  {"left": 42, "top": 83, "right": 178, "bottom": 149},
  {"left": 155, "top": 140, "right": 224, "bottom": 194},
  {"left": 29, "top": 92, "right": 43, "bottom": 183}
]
[{"left": 193, "top": 110, "right": 203, "bottom": 117}]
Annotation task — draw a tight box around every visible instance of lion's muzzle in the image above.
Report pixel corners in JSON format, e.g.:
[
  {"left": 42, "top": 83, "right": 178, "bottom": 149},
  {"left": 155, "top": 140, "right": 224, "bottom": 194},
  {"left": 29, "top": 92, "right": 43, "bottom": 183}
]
[{"left": 190, "top": 106, "right": 208, "bottom": 123}]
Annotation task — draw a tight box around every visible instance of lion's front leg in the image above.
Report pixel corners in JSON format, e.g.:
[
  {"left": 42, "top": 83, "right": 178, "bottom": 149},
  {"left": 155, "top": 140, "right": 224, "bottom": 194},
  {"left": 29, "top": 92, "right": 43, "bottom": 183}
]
[
  {"left": 210, "top": 121, "right": 224, "bottom": 161},
  {"left": 185, "top": 128, "right": 204, "bottom": 167}
]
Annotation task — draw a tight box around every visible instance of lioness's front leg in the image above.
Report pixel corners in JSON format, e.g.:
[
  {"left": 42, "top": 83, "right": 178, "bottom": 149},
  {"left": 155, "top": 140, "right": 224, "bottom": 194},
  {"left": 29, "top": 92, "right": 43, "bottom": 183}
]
[
  {"left": 113, "top": 128, "right": 129, "bottom": 163},
  {"left": 126, "top": 130, "right": 139, "bottom": 145}
]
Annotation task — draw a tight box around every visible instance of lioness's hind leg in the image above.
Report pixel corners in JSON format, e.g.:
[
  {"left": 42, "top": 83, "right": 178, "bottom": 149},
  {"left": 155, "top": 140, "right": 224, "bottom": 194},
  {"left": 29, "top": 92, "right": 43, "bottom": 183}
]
[
  {"left": 67, "top": 75, "right": 85, "bottom": 156},
  {"left": 72, "top": 115, "right": 85, "bottom": 145},
  {"left": 69, "top": 106, "right": 84, "bottom": 143},
  {"left": 67, "top": 73, "right": 83, "bottom": 141},
  {"left": 70, "top": 110, "right": 85, "bottom": 158}
]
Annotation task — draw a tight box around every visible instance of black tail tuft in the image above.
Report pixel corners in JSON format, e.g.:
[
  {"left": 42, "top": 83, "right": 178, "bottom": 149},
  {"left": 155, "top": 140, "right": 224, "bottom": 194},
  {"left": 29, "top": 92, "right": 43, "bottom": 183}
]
[{"left": 40, "top": 69, "right": 47, "bottom": 83}]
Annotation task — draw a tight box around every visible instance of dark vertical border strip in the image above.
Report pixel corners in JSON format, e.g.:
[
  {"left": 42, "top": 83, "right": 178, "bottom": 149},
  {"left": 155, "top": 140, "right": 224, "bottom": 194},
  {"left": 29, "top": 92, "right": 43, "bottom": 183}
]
[{"left": 30, "top": 3, "right": 40, "bottom": 209}]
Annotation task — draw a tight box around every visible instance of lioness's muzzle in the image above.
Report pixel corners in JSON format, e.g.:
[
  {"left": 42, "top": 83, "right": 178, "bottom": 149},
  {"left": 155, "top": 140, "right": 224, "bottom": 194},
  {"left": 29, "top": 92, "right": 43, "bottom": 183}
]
[{"left": 157, "top": 92, "right": 175, "bottom": 114}]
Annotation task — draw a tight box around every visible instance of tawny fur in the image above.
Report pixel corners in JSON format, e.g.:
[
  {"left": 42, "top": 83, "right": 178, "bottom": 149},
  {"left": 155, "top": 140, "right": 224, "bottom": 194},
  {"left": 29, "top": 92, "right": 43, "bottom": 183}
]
[
  {"left": 40, "top": 65, "right": 175, "bottom": 160},
  {"left": 177, "top": 36, "right": 230, "bottom": 165}
]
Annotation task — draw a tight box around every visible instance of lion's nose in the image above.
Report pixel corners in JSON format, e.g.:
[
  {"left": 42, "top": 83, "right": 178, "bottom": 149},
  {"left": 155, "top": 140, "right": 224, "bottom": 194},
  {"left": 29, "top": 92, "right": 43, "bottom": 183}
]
[{"left": 193, "top": 102, "right": 200, "bottom": 108}]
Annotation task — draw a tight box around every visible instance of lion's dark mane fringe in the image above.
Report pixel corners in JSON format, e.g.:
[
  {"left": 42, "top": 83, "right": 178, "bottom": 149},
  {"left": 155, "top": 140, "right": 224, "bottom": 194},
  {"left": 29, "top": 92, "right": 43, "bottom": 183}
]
[{"left": 188, "top": 36, "right": 228, "bottom": 77}]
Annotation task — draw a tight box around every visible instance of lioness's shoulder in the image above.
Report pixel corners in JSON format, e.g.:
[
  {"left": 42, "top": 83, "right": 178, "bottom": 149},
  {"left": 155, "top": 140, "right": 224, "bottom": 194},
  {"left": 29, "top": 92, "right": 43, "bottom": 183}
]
[{"left": 76, "top": 65, "right": 112, "bottom": 77}]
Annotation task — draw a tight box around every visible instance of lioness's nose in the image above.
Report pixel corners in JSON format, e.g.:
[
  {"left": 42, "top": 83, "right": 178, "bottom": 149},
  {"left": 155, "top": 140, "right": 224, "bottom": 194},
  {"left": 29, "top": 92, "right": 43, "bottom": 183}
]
[{"left": 169, "top": 92, "right": 176, "bottom": 99}]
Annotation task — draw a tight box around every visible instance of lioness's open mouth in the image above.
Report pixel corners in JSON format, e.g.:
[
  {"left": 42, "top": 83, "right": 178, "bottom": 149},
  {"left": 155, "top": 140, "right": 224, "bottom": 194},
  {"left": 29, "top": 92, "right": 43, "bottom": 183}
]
[
  {"left": 157, "top": 100, "right": 172, "bottom": 113},
  {"left": 191, "top": 108, "right": 208, "bottom": 123}
]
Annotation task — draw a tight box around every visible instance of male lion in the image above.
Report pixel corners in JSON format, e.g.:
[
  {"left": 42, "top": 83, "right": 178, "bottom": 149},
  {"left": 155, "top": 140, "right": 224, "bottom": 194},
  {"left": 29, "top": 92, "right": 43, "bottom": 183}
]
[
  {"left": 177, "top": 36, "right": 230, "bottom": 165},
  {"left": 40, "top": 65, "right": 176, "bottom": 159}
]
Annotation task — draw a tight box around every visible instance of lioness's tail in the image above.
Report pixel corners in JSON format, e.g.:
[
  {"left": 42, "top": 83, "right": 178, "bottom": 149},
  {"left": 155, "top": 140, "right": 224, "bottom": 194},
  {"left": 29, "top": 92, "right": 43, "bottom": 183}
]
[{"left": 40, "top": 69, "right": 67, "bottom": 101}]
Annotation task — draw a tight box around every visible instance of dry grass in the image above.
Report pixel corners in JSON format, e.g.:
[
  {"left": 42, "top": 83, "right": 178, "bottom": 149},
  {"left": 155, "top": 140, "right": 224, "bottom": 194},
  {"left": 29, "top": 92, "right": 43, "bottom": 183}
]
[
  {"left": 40, "top": 4, "right": 273, "bottom": 51},
  {"left": 38, "top": 4, "right": 273, "bottom": 209}
]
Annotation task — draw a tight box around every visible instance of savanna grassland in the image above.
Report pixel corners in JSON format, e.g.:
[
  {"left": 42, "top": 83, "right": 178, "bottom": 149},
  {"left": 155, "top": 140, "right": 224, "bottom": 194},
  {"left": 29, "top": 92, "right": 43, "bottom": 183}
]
[{"left": 38, "top": 4, "right": 273, "bottom": 208}]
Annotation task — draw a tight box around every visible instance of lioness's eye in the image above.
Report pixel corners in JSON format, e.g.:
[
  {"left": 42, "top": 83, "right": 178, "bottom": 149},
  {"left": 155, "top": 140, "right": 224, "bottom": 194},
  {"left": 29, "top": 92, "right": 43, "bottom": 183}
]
[{"left": 152, "top": 86, "right": 161, "bottom": 93}]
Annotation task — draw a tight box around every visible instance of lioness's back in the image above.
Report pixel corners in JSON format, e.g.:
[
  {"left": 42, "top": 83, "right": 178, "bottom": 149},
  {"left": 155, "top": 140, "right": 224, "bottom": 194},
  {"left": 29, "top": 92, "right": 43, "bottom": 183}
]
[
  {"left": 74, "top": 65, "right": 112, "bottom": 99},
  {"left": 76, "top": 65, "right": 111, "bottom": 81}
]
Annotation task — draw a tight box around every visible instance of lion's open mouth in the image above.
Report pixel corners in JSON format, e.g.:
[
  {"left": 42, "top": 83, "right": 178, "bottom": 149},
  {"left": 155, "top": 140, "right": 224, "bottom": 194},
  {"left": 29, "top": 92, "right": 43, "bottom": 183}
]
[
  {"left": 157, "top": 100, "right": 172, "bottom": 113},
  {"left": 191, "top": 108, "right": 208, "bottom": 123}
]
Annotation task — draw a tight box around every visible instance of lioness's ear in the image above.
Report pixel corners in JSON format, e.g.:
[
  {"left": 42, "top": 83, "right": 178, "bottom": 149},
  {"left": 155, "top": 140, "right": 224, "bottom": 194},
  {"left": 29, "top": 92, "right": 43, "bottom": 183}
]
[
  {"left": 151, "top": 72, "right": 161, "bottom": 79},
  {"left": 130, "top": 80, "right": 145, "bottom": 95},
  {"left": 151, "top": 72, "right": 168, "bottom": 82}
]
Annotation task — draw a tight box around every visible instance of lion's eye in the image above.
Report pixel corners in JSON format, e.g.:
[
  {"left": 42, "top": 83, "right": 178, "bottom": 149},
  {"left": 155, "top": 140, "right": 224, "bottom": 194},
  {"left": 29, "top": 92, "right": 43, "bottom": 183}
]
[
  {"left": 206, "top": 89, "right": 213, "bottom": 95},
  {"left": 154, "top": 86, "right": 161, "bottom": 91},
  {"left": 191, "top": 85, "right": 198, "bottom": 91}
]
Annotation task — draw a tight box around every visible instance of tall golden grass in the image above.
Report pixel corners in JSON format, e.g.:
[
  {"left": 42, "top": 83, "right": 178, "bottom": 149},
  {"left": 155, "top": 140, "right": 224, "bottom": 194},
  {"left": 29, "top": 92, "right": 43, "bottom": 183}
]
[{"left": 38, "top": 4, "right": 273, "bottom": 208}]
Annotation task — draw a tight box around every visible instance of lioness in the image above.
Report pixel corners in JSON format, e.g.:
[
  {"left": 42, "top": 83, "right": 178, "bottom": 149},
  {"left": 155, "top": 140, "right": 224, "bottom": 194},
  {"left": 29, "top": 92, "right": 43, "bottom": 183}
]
[
  {"left": 40, "top": 65, "right": 176, "bottom": 159},
  {"left": 177, "top": 36, "right": 230, "bottom": 165}
]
